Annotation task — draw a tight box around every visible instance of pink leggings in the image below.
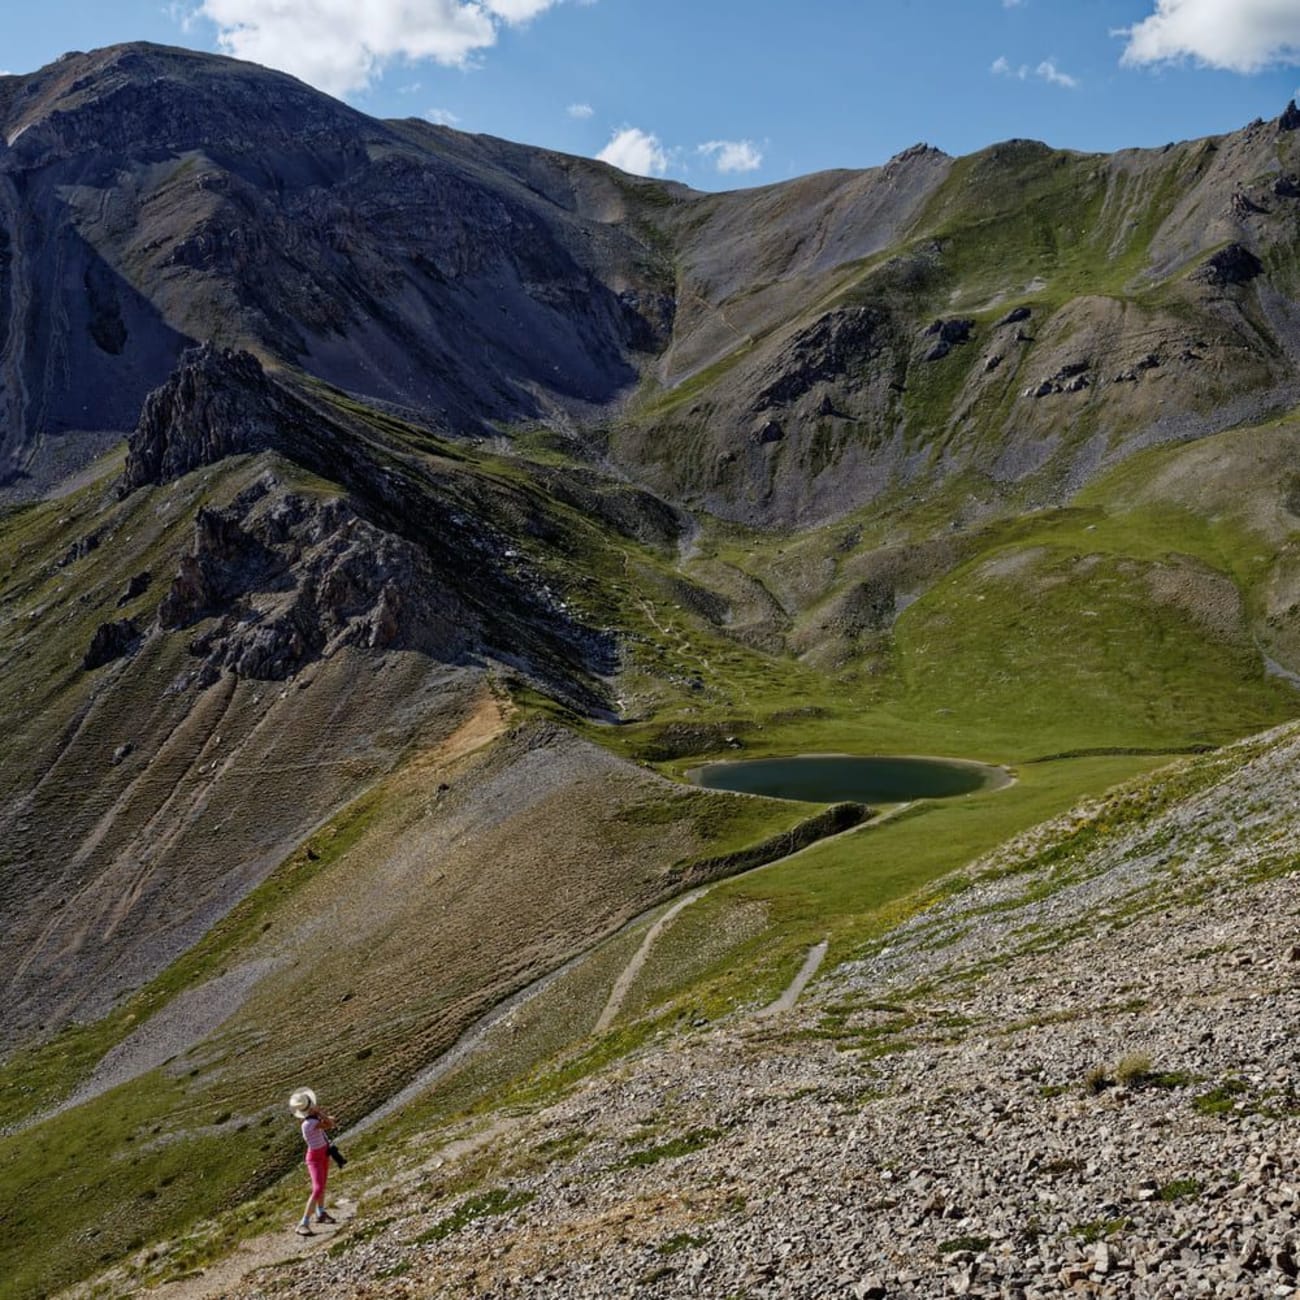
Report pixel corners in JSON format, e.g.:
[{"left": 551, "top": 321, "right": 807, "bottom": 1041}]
[{"left": 306, "top": 1145, "right": 329, "bottom": 1199}]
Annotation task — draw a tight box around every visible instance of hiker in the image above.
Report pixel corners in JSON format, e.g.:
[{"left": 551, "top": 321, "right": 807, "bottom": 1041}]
[{"left": 289, "top": 1087, "right": 337, "bottom": 1235}]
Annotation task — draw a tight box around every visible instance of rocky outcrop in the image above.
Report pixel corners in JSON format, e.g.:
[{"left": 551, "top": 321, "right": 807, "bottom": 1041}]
[
  {"left": 117, "top": 347, "right": 619, "bottom": 708},
  {"left": 1196, "top": 243, "right": 1264, "bottom": 287},
  {"left": 922, "top": 317, "right": 974, "bottom": 362},
  {"left": 1281, "top": 100, "right": 1300, "bottom": 132},
  {"left": 755, "top": 308, "right": 890, "bottom": 409},
  {"left": 158, "top": 480, "right": 475, "bottom": 685},
  {"left": 83, "top": 618, "right": 140, "bottom": 670},
  {"left": 120, "top": 345, "right": 280, "bottom": 493},
  {"left": 116, "top": 571, "right": 151, "bottom": 606},
  {"left": 1027, "top": 359, "right": 1092, "bottom": 399}
]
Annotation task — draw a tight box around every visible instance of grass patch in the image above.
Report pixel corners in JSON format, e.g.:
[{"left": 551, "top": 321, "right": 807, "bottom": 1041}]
[
  {"left": 658, "top": 1232, "right": 710, "bottom": 1255},
  {"left": 618, "top": 1128, "right": 725, "bottom": 1169},
  {"left": 938, "top": 1235, "right": 992, "bottom": 1255},
  {"left": 1193, "top": 1079, "right": 1249, "bottom": 1116},
  {"left": 1074, "top": 1217, "right": 1131, "bottom": 1244},
  {"left": 412, "top": 1188, "right": 536, "bottom": 1244},
  {"left": 1158, "top": 1177, "right": 1201, "bottom": 1203}
]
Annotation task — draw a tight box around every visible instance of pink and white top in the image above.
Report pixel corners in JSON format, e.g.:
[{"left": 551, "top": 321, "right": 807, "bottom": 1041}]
[{"left": 302, "top": 1116, "right": 329, "bottom": 1151}]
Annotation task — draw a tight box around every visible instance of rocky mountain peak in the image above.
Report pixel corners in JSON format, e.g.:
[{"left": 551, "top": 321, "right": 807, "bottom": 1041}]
[
  {"left": 1, "top": 42, "right": 379, "bottom": 166},
  {"left": 120, "top": 344, "right": 279, "bottom": 493}
]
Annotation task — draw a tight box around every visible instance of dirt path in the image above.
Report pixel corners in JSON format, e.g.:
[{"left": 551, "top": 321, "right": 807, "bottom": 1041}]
[
  {"left": 147, "top": 1117, "right": 518, "bottom": 1300},
  {"left": 150, "top": 1197, "right": 358, "bottom": 1300},
  {"left": 759, "top": 939, "right": 829, "bottom": 1017},
  {"left": 593, "top": 889, "right": 706, "bottom": 1034}
]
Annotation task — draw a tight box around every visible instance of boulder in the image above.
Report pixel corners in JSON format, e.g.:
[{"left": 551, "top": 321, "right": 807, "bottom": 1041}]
[
  {"left": 997, "top": 306, "right": 1032, "bottom": 327},
  {"left": 1055, "top": 360, "right": 1090, "bottom": 380},
  {"left": 922, "top": 318, "right": 973, "bottom": 361},
  {"left": 1281, "top": 100, "right": 1300, "bottom": 132}
]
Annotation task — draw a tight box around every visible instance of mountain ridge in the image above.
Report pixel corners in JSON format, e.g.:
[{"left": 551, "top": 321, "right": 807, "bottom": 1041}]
[{"left": 6, "top": 43, "right": 1300, "bottom": 529}]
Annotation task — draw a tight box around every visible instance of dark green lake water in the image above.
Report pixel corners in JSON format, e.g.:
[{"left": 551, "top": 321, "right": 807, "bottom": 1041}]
[{"left": 690, "top": 754, "right": 1007, "bottom": 804}]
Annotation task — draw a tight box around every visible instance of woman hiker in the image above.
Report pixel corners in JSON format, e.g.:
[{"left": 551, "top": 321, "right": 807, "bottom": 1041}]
[{"left": 289, "top": 1088, "right": 337, "bottom": 1235}]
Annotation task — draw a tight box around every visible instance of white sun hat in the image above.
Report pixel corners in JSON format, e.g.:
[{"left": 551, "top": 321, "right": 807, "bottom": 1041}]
[{"left": 289, "top": 1087, "right": 317, "bottom": 1119}]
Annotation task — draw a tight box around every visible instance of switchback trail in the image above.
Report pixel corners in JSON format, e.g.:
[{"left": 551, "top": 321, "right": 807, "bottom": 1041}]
[{"left": 593, "top": 889, "right": 706, "bottom": 1033}]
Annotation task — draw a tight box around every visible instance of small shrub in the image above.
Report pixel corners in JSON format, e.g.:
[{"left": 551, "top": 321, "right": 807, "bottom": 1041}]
[
  {"left": 1074, "top": 1217, "right": 1130, "bottom": 1244},
  {"left": 1084, "top": 1065, "right": 1113, "bottom": 1095},
  {"left": 1114, "top": 1053, "right": 1153, "bottom": 1087},
  {"left": 1158, "top": 1177, "right": 1201, "bottom": 1202}
]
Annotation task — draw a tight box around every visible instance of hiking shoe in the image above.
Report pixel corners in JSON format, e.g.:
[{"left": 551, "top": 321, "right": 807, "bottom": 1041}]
[
  {"left": 315, "top": 1212, "right": 337, "bottom": 1224},
  {"left": 294, "top": 1224, "right": 314, "bottom": 1237}
]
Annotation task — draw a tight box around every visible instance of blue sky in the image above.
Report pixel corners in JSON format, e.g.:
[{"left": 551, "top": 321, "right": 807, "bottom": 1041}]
[{"left": 4, "top": 1, "right": 1300, "bottom": 188}]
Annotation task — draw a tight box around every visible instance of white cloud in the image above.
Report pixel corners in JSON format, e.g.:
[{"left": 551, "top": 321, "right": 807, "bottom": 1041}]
[
  {"left": 198, "top": 0, "right": 567, "bottom": 98},
  {"left": 596, "top": 126, "right": 669, "bottom": 177},
  {"left": 425, "top": 107, "right": 461, "bottom": 125},
  {"left": 567, "top": 102, "right": 594, "bottom": 118},
  {"left": 1120, "top": 0, "right": 1300, "bottom": 72},
  {"left": 992, "top": 53, "right": 1079, "bottom": 88},
  {"left": 1036, "top": 59, "right": 1078, "bottom": 88},
  {"left": 482, "top": 0, "right": 556, "bottom": 19},
  {"left": 697, "top": 138, "right": 763, "bottom": 174}
]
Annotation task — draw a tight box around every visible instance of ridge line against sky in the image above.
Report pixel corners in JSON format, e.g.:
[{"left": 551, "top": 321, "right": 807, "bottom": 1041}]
[{"left": 5, "top": 1, "right": 1300, "bottom": 188}]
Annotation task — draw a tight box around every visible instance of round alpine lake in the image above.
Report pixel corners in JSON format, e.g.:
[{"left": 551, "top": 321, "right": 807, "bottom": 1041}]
[{"left": 689, "top": 754, "right": 1011, "bottom": 804}]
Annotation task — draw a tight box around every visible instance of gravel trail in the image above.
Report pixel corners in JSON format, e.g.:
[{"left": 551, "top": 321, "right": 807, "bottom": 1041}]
[
  {"left": 593, "top": 889, "right": 707, "bottom": 1034},
  {"left": 759, "top": 938, "right": 829, "bottom": 1016}
]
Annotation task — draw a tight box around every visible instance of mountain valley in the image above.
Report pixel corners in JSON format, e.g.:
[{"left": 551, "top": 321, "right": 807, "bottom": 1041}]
[{"left": 2, "top": 41, "right": 1300, "bottom": 1299}]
